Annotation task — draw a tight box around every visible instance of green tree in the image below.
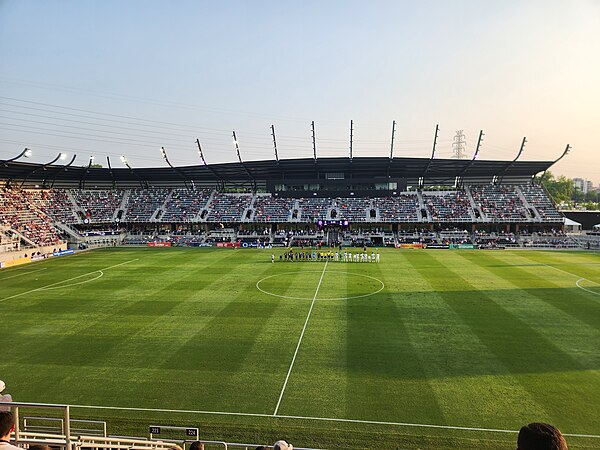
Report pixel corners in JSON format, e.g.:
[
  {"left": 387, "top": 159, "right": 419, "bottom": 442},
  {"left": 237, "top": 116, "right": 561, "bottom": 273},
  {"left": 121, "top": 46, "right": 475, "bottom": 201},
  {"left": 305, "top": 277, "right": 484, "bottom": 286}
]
[{"left": 539, "top": 171, "right": 574, "bottom": 204}]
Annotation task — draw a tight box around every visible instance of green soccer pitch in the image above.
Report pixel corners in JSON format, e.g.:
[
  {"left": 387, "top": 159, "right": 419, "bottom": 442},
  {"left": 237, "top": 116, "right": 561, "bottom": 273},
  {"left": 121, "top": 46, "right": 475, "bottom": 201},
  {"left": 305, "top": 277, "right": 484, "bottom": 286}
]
[{"left": 1, "top": 247, "right": 599, "bottom": 449}]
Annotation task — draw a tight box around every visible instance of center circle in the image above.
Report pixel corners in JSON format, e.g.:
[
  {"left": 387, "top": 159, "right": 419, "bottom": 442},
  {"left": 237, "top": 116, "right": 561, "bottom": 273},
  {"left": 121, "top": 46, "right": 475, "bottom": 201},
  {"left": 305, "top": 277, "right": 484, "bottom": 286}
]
[{"left": 256, "top": 270, "right": 385, "bottom": 301}]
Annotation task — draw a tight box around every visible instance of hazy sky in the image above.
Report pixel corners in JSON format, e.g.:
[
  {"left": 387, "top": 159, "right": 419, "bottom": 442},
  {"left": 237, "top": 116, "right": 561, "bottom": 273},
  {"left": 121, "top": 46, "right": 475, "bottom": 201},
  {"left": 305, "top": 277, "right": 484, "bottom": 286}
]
[{"left": 0, "top": 0, "right": 598, "bottom": 182}]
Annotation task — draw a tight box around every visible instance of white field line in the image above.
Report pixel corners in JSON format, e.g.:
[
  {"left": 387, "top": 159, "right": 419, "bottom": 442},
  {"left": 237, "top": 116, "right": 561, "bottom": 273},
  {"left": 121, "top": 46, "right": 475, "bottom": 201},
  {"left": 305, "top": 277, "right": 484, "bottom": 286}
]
[
  {"left": 576, "top": 278, "right": 600, "bottom": 296},
  {"left": 273, "top": 261, "right": 328, "bottom": 416},
  {"left": 0, "top": 267, "right": 47, "bottom": 280},
  {"left": 70, "top": 403, "right": 600, "bottom": 439},
  {"left": 0, "top": 259, "right": 139, "bottom": 303},
  {"left": 39, "top": 271, "right": 104, "bottom": 291},
  {"left": 531, "top": 258, "right": 600, "bottom": 297}
]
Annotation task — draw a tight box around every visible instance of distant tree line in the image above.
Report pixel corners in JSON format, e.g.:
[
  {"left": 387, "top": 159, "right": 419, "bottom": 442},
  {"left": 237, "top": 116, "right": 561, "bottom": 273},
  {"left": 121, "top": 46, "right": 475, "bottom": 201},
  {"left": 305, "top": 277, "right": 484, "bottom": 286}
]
[{"left": 539, "top": 171, "right": 599, "bottom": 210}]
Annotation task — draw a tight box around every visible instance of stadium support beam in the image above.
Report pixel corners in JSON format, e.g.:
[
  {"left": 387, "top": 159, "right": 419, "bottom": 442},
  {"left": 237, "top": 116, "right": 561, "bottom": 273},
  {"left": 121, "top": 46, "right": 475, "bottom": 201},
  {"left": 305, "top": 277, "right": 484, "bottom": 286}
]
[
  {"left": 120, "top": 155, "right": 148, "bottom": 189},
  {"left": 79, "top": 155, "right": 95, "bottom": 189},
  {"left": 349, "top": 119, "right": 354, "bottom": 161},
  {"left": 271, "top": 125, "right": 279, "bottom": 164},
  {"left": 1, "top": 147, "right": 31, "bottom": 167},
  {"left": 160, "top": 147, "right": 192, "bottom": 189},
  {"left": 420, "top": 124, "right": 439, "bottom": 188},
  {"left": 106, "top": 156, "right": 117, "bottom": 189},
  {"left": 540, "top": 144, "right": 571, "bottom": 182},
  {"left": 311, "top": 121, "right": 317, "bottom": 163},
  {"left": 196, "top": 139, "right": 225, "bottom": 190},
  {"left": 389, "top": 120, "right": 396, "bottom": 160},
  {"left": 49, "top": 154, "right": 77, "bottom": 188},
  {"left": 232, "top": 131, "right": 257, "bottom": 191},
  {"left": 19, "top": 152, "right": 65, "bottom": 188},
  {"left": 496, "top": 136, "right": 526, "bottom": 185},
  {"left": 456, "top": 129, "right": 484, "bottom": 187}
]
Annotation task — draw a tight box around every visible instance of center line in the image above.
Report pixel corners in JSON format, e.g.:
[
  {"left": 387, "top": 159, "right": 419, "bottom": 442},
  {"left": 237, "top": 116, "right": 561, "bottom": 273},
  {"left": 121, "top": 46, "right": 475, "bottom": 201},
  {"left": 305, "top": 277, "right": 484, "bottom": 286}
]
[{"left": 273, "top": 260, "right": 328, "bottom": 416}]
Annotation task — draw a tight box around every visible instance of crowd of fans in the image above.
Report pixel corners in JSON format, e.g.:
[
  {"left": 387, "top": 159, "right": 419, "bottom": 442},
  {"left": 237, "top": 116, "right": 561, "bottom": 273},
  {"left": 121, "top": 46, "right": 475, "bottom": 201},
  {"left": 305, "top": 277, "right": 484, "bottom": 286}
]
[
  {"left": 161, "top": 188, "right": 212, "bottom": 222},
  {"left": 520, "top": 184, "right": 563, "bottom": 220},
  {"left": 125, "top": 188, "right": 171, "bottom": 222},
  {"left": 423, "top": 191, "right": 473, "bottom": 221},
  {"left": 206, "top": 192, "right": 253, "bottom": 222},
  {"left": 71, "top": 189, "right": 123, "bottom": 223},
  {"left": 373, "top": 194, "right": 420, "bottom": 222},
  {"left": 470, "top": 185, "right": 528, "bottom": 221},
  {"left": 253, "top": 195, "right": 296, "bottom": 222},
  {"left": 0, "top": 188, "right": 62, "bottom": 247},
  {"left": 25, "top": 189, "right": 76, "bottom": 223}
]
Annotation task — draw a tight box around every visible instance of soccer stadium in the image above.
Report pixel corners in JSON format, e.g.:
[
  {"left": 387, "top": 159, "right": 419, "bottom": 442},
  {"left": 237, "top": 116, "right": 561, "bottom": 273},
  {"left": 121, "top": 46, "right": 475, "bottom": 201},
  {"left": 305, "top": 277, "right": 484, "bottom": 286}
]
[
  {"left": 2, "top": 143, "right": 600, "bottom": 450},
  {"left": 1, "top": 2, "right": 600, "bottom": 450}
]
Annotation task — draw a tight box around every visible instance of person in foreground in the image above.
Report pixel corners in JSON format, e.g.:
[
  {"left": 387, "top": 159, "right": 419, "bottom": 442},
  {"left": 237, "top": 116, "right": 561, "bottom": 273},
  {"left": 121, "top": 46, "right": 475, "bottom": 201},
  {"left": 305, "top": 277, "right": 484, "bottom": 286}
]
[
  {"left": 0, "top": 411, "right": 21, "bottom": 450},
  {"left": 517, "top": 422, "right": 568, "bottom": 450},
  {"left": 273, "top": 440, "right": 293, "bottom": 450}
]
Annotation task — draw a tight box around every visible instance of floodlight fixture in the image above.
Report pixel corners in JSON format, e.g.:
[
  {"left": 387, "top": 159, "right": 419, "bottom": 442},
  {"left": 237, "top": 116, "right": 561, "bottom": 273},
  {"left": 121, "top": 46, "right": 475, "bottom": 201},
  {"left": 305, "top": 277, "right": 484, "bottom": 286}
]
[{"left": 1, "top": 147, "right": 32, "bottom": 166}]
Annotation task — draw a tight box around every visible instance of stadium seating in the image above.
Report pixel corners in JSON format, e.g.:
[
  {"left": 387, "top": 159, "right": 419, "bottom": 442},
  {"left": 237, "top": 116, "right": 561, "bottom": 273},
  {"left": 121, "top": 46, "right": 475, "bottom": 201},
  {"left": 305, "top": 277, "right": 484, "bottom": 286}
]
[
  {"left": 125, "top": 188, "right": 171, "bottom": 222},
  {"left": 206, "top": 192, "right": 253, "bottom": 222},
  {"left": 469, "top": 185, "right": 528, "bottom": 221},
  {"left": 0, "top": 183, "right": 578, "bottom": 252},
  {"left": 71, "top": 189, "right": 123, "bottom": 223},
  {"left": 160, "top": 188, "right": 212, "bottom": 222},
  {"left": 253, "top": 194, "right": 296, "bottom": 222},
  {"left": 0, "top": 188, "right": 63, "bottom": 247}
]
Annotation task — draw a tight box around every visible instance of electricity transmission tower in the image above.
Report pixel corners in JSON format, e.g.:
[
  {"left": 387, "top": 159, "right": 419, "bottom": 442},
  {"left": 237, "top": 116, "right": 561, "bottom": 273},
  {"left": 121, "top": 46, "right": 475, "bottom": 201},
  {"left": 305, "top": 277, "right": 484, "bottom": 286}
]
[{"left": 452, "top": 130, "right": 467, "bottom": 159}]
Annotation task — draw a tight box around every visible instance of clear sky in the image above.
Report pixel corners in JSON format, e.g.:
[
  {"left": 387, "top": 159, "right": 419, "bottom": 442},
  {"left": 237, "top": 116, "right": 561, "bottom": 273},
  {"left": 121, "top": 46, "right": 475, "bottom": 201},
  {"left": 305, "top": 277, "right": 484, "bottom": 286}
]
[{"left": 0, "top": 0, "right": 598, "bottom": 183}]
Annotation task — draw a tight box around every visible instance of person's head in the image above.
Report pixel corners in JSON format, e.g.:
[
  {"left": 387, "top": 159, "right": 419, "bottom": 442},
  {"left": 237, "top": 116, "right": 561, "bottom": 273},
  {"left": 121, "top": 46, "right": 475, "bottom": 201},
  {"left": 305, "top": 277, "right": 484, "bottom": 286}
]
[
  {"left": 254, "top": 447, "right": 267, "bottom": 450},
  {"left": 29, "top": 445, "right": 52, "bottom": 450},
  {"left": 517, "top": 423, "right": 568, "bottom": 450},
  {"left": 273, "top": 440, "right": 293, "bottom": 450},
  {"left": 0, "top": 411, "right": 16, "bottom": 439},
  {"left": 189, "top": 442, "right": 204, "bottom": 450}
]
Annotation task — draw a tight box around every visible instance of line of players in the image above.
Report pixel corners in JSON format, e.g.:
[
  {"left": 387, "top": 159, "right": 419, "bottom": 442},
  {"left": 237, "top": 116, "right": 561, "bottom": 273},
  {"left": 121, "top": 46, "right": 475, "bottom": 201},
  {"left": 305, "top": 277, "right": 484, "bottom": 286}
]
[{"left": 273, "top": 249, "right": 380, "bottom": 263}]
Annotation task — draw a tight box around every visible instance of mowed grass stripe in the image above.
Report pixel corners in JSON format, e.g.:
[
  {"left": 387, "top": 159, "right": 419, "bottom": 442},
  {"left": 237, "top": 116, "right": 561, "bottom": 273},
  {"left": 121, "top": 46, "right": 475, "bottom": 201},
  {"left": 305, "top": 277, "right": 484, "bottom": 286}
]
[
  {"left": 497, "top": 252, "right": 600, "bottom": 302},
  {"left": 272, "top": 263, "right": 349, "bottom": 418},
  {"left": 448, "top": 251, "right": 600, "bottom": 433},
  {"left": 516, "top": 250, "right": 600, "bottom": 284},
  {"left": 422, "top": 250, "right": 597, "bottom": 432},
  {"left": 343, "top": 260, "right": 445, "bottom": 424},
  {"left": 457, "top": 251, "right": 600, "bottom": 337},
  {"left": 399, "top": 251, "right": 549, "bottom": 429}
]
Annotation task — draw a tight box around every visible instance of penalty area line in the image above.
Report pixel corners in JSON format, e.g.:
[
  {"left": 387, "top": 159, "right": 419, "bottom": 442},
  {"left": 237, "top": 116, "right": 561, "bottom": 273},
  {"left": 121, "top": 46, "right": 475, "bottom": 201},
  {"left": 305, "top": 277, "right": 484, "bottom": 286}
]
[
  {"left": 70, "top": 404, "right": 600, "bottom": 439},
  {"left": 0, "top": 258, "right": 139, "bottom": 303},
  {"left": 273, "top": 260, "right": 328, "bottom": 416}
]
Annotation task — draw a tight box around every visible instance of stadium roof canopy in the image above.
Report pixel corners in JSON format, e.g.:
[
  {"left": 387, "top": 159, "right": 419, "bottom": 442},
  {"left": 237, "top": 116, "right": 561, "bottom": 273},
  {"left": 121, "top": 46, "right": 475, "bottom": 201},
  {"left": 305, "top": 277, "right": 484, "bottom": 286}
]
[{"left": 0, "top": 156, "right": 555, "bottom": 190}]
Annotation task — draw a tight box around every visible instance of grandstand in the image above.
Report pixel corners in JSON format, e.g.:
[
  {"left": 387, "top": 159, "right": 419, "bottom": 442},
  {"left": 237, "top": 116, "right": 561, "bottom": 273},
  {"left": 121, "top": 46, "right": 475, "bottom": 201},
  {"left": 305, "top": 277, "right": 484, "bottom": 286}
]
[
  {"left": 2, "top": 154, "right": 599, "bottom": 450},
  {"left": 1, "top": 153, "right": 594, "bottom": 257}
]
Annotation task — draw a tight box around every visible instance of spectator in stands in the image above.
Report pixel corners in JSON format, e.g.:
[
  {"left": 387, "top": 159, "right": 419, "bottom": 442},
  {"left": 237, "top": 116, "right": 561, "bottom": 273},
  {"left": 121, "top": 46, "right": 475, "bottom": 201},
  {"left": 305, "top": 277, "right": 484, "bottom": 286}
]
[
  {"left": 517, "top": 423, "right": 567, "bottom": 450},
  {"left": 0, "top": 411, "right": 21, "bottom": 450},
  {"left": 189, "top": 442, "right": 204, "bottom": 450},
  {"left": 273, "top": 440, "right": 293, "bottom": 450},
  {"left": 0, "top": 381, "right": 11, "bottom": 412}
]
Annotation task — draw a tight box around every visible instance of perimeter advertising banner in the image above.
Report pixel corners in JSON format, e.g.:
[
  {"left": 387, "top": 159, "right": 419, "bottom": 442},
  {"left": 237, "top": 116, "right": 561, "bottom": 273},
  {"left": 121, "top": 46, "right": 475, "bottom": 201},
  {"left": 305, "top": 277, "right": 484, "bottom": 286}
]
[
  {"left": 216, "top": 242, "right": 240, "bottom": 248},
  {"left": 398, "top": 243, "right": 424, "bottom": 249},
  {"left": 148, "top": 242, "right": 172, "bottom": 247},
  {"left": 1, "top": 256, "right": 30, "bottom": 268}
]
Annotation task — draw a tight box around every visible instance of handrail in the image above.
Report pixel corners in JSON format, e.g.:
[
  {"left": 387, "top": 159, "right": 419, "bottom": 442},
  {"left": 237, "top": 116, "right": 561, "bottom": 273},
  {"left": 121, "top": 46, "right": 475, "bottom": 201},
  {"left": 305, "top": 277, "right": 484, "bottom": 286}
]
[{"left": 1, "top": 401, "right": 72, "bottom": 450}]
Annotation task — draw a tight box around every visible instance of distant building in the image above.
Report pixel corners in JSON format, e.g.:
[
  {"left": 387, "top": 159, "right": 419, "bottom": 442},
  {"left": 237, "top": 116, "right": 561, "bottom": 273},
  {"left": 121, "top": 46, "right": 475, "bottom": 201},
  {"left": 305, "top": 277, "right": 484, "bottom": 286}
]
[{"left": 573, "top": 178, "right": 594, "bottom": 194}]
